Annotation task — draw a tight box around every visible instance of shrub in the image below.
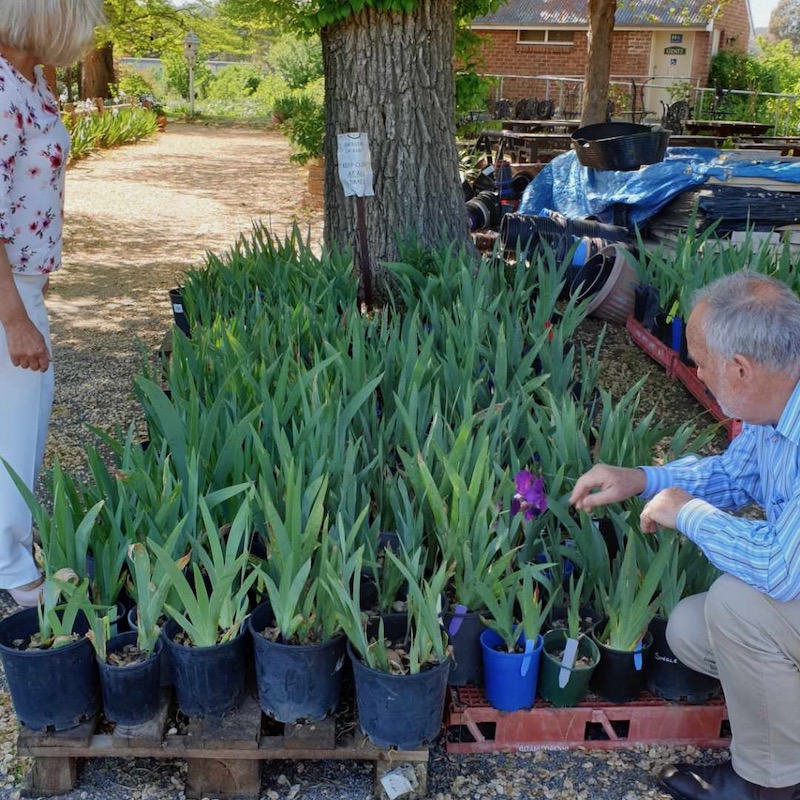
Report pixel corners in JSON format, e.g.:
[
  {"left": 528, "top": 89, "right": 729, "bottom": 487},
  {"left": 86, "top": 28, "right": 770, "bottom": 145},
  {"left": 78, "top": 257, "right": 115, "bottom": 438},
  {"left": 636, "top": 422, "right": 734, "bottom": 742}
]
[
  {"left": 118, "top": 71, "right": 156, "bottom": 99},
  {"left": 266, "top": 34, "right": 323, "bottom": 90},
  {"left": 280, "top": 89, "right": 325, "bottom": 164},
  {"left": 162, "top": 50, "right": 212, "bottom": 100},
  {"left": 253, "top": 72, "right": 292, "bottom": 110},
  {"left": 207, "top": 64, "right": 264, "bottom": 100}
]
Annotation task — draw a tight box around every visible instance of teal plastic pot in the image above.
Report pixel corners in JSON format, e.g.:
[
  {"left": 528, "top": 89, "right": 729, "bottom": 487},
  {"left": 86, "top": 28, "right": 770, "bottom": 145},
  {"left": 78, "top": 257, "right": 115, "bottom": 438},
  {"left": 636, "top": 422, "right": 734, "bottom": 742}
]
[
  {"left": 480, "top": 629, "right": 542, "bottom": 712},
  {"left": 538, "top": 629, "right": 600, "bottom": 707}
]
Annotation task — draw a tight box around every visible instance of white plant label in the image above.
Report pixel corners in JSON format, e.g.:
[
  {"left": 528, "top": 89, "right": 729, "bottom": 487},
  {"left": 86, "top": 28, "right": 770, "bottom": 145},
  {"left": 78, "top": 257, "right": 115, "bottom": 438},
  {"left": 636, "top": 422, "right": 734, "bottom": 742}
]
[
  {"left": 337, "top": 132, "right": 375, "bottom": 197},
  {"left": 380, "top": 768, "right": 414, "bottom": 800},
  {"left": 559, "top": 637, "right": 580, "bottom": 688}
]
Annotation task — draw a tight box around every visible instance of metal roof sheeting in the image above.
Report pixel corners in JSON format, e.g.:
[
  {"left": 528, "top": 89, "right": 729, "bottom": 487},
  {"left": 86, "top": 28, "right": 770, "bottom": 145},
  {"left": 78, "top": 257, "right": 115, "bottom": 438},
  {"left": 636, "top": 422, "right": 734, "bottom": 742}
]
[{"left": 474, "top": 0, "right": 711, "bottom": 28}]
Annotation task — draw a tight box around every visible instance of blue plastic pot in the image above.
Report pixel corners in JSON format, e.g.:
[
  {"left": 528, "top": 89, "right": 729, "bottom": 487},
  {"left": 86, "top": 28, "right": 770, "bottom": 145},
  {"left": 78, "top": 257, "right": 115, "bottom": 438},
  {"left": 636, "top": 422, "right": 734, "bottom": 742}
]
[{"left": 480, "top": 628, "right": 543, "bottom": 711}]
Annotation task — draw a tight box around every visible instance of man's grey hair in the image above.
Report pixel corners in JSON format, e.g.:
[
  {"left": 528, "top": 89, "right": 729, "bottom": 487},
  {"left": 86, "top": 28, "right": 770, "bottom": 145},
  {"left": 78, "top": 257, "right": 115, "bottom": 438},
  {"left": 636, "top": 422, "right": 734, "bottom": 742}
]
[
  {"left": 692, "top": 270, "right": 800, "bottom": 373},
  {"left": 0, "top": 0, "right": 105, "bottom": 67}
]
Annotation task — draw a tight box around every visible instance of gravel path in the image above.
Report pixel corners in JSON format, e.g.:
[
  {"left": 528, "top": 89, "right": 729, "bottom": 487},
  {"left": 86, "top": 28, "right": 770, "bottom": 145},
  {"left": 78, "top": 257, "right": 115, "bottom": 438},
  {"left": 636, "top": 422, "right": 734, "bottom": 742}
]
[{"left": 0, "top": 123, "right": 727, "bottom": 800}]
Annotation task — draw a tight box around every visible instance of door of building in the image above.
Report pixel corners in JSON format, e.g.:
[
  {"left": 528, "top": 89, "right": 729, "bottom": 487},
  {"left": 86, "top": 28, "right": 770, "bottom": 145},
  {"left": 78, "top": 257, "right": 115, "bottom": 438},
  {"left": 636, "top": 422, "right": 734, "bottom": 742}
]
[{"left": 646, "top": 31, "right": 695, "bottom": 118}]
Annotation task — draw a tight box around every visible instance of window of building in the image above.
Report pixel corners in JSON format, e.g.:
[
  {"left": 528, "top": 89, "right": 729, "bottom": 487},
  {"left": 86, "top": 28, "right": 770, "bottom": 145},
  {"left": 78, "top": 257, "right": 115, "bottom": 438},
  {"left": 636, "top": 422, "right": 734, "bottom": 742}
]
[{"left": 517, "top": 29, "right": 576, "bottom": 45}]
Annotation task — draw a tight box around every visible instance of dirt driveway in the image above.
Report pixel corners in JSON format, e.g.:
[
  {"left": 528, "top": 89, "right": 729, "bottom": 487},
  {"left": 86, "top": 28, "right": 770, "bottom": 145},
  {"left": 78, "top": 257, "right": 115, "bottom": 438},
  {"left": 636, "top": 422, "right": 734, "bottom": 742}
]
[{"left": 46, "top": 124, "right": 323, "bottom": 472}]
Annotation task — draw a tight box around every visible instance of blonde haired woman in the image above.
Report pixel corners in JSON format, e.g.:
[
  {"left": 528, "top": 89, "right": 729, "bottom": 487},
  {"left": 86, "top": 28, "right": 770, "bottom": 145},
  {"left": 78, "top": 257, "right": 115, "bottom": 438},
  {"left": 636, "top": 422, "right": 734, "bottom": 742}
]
[{"left": 0, "top": 0, "right": 105, "bottom": 605}]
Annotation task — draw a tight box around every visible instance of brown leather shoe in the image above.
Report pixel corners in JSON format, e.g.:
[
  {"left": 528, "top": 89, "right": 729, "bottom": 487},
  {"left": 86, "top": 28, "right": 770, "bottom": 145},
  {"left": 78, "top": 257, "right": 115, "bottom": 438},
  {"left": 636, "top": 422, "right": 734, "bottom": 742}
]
[{"left": 658, "top": 760, "right": 799, "bottom": 800}]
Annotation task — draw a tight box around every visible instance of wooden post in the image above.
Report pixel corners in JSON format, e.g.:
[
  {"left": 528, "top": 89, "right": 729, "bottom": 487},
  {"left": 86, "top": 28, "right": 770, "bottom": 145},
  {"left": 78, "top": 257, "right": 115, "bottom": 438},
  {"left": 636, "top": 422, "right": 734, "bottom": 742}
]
[
  {"left": 185, "top": 758, "right": 261, "bottom": 800},
  {"left": 355, "top": 195, "right": 372, "bottom": 307},
  {"left": 23, "top": 757, "right": 78, "bottom": 797}
]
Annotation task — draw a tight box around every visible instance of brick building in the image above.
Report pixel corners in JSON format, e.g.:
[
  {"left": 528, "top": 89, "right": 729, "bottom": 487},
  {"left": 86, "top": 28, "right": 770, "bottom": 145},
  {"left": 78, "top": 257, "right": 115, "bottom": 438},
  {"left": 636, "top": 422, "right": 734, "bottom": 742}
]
[{"left": 471, "top": 0, "right": 754, "bottom": 117}]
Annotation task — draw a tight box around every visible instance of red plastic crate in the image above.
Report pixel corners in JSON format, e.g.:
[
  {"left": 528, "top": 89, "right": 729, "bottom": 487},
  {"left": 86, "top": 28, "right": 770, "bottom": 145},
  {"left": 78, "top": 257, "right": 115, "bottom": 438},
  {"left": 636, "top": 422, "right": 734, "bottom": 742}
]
[
  {"left": 625, "top": 316, "right": 742, "bottom": 440},
  {"left": 445, "top": 686, "right": 730, "bottom": 753}
]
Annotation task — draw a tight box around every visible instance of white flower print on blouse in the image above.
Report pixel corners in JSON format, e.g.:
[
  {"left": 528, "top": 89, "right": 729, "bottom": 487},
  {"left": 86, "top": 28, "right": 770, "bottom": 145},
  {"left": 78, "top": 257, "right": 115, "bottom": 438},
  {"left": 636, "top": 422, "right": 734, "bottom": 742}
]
[{"left": 0, "top": 55, "right": 70, "bottom": 275}]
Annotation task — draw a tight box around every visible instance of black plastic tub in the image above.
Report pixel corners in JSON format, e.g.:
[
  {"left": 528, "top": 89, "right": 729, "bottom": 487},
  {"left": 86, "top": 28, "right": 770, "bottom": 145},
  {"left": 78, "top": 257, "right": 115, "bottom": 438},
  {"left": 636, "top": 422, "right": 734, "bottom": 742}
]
[{"left": 571, "top": 123, "right": 670, "bottom": 171}]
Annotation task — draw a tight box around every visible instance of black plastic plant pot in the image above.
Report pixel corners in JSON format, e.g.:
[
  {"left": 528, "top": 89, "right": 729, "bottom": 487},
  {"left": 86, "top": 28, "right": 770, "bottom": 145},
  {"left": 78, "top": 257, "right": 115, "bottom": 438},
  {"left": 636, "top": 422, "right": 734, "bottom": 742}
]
[
  {"left": 127, "top": 608, "right": 173, "bottom": 687},
  {"left": 0, "top": 607, "right": 100, "bottom": 732},
  {"left": 538, "top": 629, "right": 600, "bottom": 708},
  {"left": 442, "top": 606, "right": 487, "bottom": 686},
  {"left": 646, "top": 617, "right": 721, "bottom": 703},
  {"left": 348, "top": 642, "right": 451, "bottom": 750},
  {"left": 547, "top": 605, "right": 602, "bottom": 635},
  {"left": 589, "top": 630, "right": 653, "bottom": 704},
  {"left": 248, "top": 602, "right": 346, "bottom": 724},
  {"left": 98, "top": 631, "right": 163, "bottom": 726},
  {"left": 163, "top": 619, "right": 247, "bottom": 717}
]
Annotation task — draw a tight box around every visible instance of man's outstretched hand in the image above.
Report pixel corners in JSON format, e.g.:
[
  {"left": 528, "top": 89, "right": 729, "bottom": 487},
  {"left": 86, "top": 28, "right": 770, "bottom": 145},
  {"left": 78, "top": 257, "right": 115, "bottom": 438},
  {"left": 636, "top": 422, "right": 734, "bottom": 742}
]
[{"left": 569, "top": 465, "right": 647, "bottom": 511}]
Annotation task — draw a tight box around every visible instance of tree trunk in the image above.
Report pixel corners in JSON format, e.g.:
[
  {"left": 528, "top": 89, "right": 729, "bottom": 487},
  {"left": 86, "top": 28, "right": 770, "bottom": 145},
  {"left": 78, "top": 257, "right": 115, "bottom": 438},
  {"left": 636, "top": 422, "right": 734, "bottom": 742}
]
[
  {"left": 80, "top": 42, "right": 115, "bottom": 100},
  {"left": 321, "top": 0, "right": 468, "bottom": 287},
  {"left": 581, "top": 0, "right": 617, "bottom": 126}
]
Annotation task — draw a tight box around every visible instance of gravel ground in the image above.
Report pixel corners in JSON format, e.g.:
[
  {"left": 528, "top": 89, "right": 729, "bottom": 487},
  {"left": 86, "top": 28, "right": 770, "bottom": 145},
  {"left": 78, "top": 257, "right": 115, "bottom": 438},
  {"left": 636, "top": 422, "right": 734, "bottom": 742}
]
[{"left": 0, "top": 122, "right": 729, "bottom": 800}]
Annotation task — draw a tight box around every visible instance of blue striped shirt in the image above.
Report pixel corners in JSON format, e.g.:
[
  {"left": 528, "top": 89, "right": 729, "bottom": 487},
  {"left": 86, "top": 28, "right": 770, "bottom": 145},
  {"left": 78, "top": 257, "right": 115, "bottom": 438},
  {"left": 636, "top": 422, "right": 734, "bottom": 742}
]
[{"left": 640, "top": 379, "right": 800, "bottom": 602}]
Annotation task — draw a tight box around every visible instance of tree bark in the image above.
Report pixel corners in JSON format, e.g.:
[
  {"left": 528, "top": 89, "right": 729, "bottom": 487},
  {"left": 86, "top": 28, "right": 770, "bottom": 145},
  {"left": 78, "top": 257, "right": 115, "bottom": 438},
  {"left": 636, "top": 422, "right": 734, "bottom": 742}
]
[
  {"left": 581, "top": 0, "right": 617, "bottom": 126},
  {"left": 81, "top": 42, "right": 115, "bottom": 100},
  {"left": 321, "top": 0, "right": 468, "bottom": 285}
]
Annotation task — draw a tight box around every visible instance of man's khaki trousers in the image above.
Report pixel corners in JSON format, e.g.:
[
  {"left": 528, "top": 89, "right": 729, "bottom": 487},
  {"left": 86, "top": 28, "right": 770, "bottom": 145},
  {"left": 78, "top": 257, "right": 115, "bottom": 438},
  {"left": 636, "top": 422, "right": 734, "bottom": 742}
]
[{"left": 667, "top": 574, "right": 800, "bottom": 788}]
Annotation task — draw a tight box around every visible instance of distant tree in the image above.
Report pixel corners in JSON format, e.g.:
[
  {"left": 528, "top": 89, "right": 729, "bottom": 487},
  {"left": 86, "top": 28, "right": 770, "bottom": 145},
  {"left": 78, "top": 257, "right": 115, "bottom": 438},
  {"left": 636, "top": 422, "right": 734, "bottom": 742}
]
[
  {"left": 582, "top": 0, "right": 617, "bottom": 125},
  {"left": 770, "top": 0, "right": 800, "bottom": 50},
  {"left": 81, "top": 0, "right": 251, "bottom": 100}
]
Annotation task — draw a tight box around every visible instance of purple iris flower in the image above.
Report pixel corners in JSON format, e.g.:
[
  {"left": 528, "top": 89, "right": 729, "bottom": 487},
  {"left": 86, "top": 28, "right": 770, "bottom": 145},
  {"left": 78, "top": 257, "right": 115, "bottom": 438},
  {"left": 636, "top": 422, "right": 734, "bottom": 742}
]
[{"left": 513, "top": 469, "right": 548, "bottom": 518}]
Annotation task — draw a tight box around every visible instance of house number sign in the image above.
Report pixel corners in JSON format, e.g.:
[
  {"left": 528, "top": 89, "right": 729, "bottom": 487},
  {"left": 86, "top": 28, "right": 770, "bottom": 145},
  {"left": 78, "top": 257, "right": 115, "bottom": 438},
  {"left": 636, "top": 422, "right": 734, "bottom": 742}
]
[{"left": 664, "top": 46, "right": 686, "bottom": 55}]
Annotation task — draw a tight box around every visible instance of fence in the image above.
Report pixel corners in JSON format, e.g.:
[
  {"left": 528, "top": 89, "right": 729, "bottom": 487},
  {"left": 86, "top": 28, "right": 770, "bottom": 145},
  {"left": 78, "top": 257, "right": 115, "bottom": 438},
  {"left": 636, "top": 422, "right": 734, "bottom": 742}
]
[{"left": 475, "top": 73, "right": 800, "bottom": 134}]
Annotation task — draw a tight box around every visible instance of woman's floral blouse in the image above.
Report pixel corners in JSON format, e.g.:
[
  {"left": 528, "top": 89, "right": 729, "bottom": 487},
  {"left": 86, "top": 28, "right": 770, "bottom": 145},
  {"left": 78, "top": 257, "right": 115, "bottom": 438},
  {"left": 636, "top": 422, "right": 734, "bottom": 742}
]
[{"left": 0, "top": 55, "right": 70, "bottom": 275}]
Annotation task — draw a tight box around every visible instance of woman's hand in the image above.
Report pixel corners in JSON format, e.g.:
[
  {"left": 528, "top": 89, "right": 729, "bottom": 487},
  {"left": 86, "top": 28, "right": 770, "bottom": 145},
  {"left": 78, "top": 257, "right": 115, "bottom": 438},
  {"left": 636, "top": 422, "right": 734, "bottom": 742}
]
[{"left": 4, "top": 315, "right": 50, "bottom": 372}]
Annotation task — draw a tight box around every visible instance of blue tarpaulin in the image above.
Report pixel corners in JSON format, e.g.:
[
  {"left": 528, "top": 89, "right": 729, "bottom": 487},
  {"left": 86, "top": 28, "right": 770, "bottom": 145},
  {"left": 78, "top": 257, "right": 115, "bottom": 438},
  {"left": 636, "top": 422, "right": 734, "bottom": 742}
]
[{"left": 518, "top": 147, "right": 800, "bottom": 225}]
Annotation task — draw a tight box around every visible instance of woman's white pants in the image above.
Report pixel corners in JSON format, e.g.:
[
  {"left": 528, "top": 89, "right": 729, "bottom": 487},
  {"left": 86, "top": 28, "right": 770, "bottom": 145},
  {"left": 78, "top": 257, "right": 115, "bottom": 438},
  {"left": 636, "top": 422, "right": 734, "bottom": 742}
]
[{"left": 0, "top": 274, "right": 53, "bottom": 588}]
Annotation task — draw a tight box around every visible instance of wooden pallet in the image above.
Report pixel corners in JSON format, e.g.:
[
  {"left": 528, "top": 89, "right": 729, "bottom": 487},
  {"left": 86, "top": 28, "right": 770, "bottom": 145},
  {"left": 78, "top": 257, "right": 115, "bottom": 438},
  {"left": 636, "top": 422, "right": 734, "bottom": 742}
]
[
  {"left": 17, "top": 690, "right": 429, "bottom": 800},
  {"left": 445, "top": 686, "right": 730, "bottom": 754}
]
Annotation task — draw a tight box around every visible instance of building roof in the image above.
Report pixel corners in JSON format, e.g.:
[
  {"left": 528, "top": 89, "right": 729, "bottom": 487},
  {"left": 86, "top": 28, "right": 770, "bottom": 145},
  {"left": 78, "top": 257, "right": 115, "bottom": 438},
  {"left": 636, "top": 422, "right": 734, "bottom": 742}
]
[{"left": 474, "top": 0, "right": 713, "bottom": 28}]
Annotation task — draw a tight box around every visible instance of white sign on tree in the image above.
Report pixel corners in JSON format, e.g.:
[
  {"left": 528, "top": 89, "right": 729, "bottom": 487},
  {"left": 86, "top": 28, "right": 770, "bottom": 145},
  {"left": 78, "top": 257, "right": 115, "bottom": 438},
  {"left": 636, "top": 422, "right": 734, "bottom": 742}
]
[{"left": 337, "top": 132, "right": 375, "bottom": 197}]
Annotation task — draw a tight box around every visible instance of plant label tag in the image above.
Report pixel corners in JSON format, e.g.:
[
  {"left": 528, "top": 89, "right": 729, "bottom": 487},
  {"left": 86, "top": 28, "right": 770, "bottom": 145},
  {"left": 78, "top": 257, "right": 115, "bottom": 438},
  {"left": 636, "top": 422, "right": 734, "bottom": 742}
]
[
  {"left": 337, "top": 132, "right": 375, "bottom": 198},
  {"left": 520, "top": 638, "right": 535, "bottom": 677},
  {"left": 634, "top": 640, "right": 643, "bottom": 671},
  {"left": 172, "top": 302, "right": 184, "bottom": 313},
  {"left": 436, "top": 593, "right": 443, "bottom": 626},
  {"left": 559, "top": 637, "right": 579, "bottom": 688},
  {"left": 334, "top": 655, "right": 345, "bottom": 672},
  {"left": 448, "top": 604, "right": 468, "bottom": 636},
  {"left": 380, "top": 767, "right": 414, "bottom": 799}
]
